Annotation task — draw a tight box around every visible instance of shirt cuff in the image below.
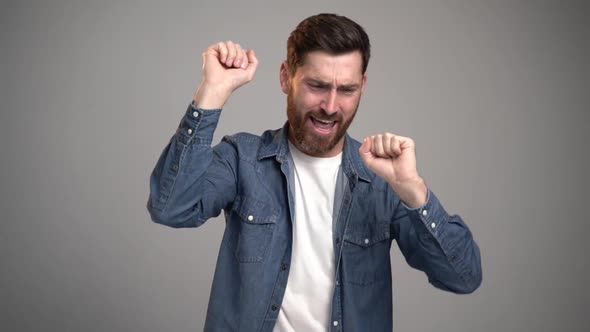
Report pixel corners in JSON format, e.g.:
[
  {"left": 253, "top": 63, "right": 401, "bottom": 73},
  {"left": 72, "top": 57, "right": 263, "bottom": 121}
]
[
  {"left": 403, "top": 189, "right": 449, "bottom": 237},
  {"left": 175, "top": 103, "right": 222, "bottom": 145}
]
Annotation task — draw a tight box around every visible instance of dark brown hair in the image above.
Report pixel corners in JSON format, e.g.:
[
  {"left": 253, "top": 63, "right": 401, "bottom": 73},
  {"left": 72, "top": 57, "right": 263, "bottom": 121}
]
[{"left": 287, "top": 13, "right": 371, "bottom": 74}]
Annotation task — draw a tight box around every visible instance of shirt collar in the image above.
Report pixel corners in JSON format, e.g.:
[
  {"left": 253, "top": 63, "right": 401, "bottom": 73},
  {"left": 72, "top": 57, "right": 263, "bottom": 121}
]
[{"left": 256, "top": 122, "right": 372, "bottom": 183}]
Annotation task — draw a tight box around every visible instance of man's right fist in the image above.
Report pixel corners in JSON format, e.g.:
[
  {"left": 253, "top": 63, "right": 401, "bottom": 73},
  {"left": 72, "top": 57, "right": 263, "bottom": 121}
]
[{"left": 193, "top": 41, "right": 258, "bottom": 109}]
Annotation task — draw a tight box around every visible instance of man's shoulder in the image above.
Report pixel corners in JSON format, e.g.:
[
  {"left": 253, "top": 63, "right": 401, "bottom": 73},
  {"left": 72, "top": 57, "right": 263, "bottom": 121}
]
[
  {"left": 344, "top": 134, "right": 363, "bottom": 151},
  {"left": 219, "top": 127, "right": 284, "bottom": 159},
  {"left": 223, "top": 127, "right": 280, "bottom": 144}
]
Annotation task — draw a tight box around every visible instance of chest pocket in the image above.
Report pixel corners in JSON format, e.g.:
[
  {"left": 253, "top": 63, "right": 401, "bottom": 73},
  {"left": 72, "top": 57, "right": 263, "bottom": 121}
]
[
  {"left": 232, "top": 195, "right": 279, "bottom": 263},
  {"left": 341, "top": 222, "right": 392, "bottom": 286}
]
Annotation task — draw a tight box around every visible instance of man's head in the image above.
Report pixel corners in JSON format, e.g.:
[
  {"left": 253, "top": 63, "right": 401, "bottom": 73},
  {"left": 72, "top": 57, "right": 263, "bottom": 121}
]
[
  {"left": 286, "top": 13, "right": 371, "bottom": 76},
  {"left": 281, "top": 13, "right": 371, "bottom": 157}
]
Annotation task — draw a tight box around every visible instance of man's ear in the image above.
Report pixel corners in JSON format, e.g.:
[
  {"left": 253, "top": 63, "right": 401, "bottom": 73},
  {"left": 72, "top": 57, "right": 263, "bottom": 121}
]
[
  {"left": 279, "top": 61, "right": 290, "bottom": 94},
  {"left": 361, "top": 73, "right": 368, "bottom": 94}
]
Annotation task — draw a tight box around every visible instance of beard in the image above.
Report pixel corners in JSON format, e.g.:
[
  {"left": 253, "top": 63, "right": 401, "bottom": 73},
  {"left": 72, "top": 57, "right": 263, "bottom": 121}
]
[{"left": 286, "top": 90, "right": 359, "bottom": 157}]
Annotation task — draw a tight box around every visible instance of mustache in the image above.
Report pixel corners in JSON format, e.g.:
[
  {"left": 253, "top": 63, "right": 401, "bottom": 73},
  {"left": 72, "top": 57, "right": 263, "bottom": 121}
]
[{"left": 308, "top": 111, "right": 340, "bottom": 122}]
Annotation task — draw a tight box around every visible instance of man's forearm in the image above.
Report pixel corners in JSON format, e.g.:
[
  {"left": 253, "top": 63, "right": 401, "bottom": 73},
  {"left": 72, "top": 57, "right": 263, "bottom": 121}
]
[
  {"left": 396, "top": 190, "right": 482, "bottom": 294},
  {"left": 147, "top": 104, "right": 228, "bottom": 228},
  {"left": 192, "top": 83, "right": 232, "bottom": 110},
  {"left": 388, "top": 176, "right": 428, "bottom": 209}
]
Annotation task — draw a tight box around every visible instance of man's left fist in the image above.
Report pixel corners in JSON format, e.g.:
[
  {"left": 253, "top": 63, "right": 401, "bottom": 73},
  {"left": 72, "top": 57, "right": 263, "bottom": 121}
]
[{"left": 359, "top": 133, "right": 427, "bottom": 208}]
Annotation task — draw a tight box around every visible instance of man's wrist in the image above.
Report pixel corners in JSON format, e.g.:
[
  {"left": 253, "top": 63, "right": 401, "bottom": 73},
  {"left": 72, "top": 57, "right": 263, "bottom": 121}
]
[
  {"left": 389, "top": 177, "right": 428, "bottom": 208},
  {"left": 192, "top": 83, "right": 231, "bottom": 109}
]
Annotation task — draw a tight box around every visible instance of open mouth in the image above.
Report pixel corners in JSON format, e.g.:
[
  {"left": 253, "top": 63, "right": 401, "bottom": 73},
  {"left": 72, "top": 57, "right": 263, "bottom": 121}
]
[{"left": 310, "top": 116, "right": 337, "bottom": 134}]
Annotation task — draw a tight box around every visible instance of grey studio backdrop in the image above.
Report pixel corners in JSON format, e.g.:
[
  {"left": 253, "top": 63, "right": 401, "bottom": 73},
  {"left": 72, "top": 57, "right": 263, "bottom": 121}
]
[{"left": 2, "top": 0, "right": 588, "bottom": 331}]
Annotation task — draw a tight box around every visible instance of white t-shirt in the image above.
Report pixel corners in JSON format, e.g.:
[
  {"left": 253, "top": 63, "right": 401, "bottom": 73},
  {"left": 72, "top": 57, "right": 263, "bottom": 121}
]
[{"left": 273, "top": 142, "right": 342, "bottom": 332}]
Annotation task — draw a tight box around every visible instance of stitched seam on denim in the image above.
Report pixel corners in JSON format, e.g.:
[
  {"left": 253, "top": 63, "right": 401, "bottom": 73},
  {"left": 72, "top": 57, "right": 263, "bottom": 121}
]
[{"left": 159, "top": 139, "right": 190, "bottom": 213}]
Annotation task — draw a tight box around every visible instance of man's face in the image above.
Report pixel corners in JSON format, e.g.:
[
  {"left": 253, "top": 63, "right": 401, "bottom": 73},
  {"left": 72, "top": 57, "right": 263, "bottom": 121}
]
[{"left": 281, "top": 50, "right": 367, "bottom": 157}]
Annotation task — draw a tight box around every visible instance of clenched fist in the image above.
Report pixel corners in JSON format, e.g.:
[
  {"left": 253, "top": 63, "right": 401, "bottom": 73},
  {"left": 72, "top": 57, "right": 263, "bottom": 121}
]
[
  {"left": 359, "top": 133, "right": 428, "bottom": 208},
  {"left": 193, "top": 41, "right": 258, "bottom": 109}
]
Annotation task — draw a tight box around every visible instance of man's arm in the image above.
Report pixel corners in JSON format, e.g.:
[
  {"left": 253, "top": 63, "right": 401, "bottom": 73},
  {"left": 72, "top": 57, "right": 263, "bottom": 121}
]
[
  {"left": 359, "top": 133, "right": 482, "bottom": 293},
  {"left": 147, "top": 41, "right": 258, "bottom": 227}
]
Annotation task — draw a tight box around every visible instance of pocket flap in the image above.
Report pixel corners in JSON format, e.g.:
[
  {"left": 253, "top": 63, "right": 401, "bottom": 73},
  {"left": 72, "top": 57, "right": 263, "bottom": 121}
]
[
  {"left": 232, "top": 195, "right": 279, "bottom": 224},
  {"left": 344, "top": 222, "right": 390, "bottom": 248}
]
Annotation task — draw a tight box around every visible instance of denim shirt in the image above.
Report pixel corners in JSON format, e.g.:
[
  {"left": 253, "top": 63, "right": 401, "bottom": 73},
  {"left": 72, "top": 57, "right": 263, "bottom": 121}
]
[{"left": 148, "top": 104, "right": 482, "bottom": 332}]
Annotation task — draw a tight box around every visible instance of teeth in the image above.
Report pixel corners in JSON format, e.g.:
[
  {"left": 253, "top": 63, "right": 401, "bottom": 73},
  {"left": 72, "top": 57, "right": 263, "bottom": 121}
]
[{"left": 314, "top": 118, "right": 334, "bottom": 124}]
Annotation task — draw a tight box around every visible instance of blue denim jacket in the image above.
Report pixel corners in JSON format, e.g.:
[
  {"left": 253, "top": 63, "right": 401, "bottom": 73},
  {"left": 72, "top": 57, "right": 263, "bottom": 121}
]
[{"left": 148, "top": 104, "right": 482, "bottom": 331}]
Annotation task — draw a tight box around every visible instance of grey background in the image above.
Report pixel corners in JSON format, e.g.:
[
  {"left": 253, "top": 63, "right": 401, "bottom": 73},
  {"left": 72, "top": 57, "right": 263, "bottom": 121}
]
[{"left": 2, "top": 0, "right": 588, "bottom": 331}]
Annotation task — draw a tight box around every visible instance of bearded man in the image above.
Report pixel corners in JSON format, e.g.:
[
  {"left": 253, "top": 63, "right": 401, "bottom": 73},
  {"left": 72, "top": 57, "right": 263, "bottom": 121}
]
[{"left": 148, "top": 13, "right": 481, "bottom": 332}]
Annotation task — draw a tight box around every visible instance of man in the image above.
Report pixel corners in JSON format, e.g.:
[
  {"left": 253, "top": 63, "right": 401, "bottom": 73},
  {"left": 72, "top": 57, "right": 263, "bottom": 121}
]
[{"left": 148, "top": 13, "right": 481, "bottom": 332}]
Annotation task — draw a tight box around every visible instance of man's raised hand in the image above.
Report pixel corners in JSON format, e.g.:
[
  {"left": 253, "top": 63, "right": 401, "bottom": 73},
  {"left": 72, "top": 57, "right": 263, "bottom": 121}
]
[
  {"left": 359, "top": 133, "right": 428, "bottom": 208},
  {"left": 193, "top": 41, "right": 258, "bottom": 109}
]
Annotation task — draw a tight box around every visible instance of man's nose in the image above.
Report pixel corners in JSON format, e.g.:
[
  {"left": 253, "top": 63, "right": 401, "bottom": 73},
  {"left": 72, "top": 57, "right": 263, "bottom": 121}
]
[{"left": 321, "top": 89, "right": 338, "bottom": 115}]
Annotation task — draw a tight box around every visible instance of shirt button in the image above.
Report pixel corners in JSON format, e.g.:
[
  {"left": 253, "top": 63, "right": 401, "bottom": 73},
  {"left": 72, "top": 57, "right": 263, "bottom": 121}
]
[
  {"left": 171, "top": 164, "right": 179, "bottom": 171},
  {"left": 192, "top": 111, "right": 199, "bottom": 118},
  {"left": 187, "top": 128, "right": 193, "bottom": 135},
  {"left": 333, "top": 321, "right": 339, "bottom": 327},
  {"left": 422, "top": 209, "right": 428, "bottom": 216},
  {"left": 247, "top": 215, "right": 254, "bottom": 221},
  {"left": 364, "top": 238, "right": 369, "bottom": 244},
  {"left": 431, "top": 222, "right": 436, "bottom": 228},
  {"left": 271, "top": 304, "right": 278, "bottom": 311},
  {"left": 281, "top": 264, "right": 287, "bottom": 271}
]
